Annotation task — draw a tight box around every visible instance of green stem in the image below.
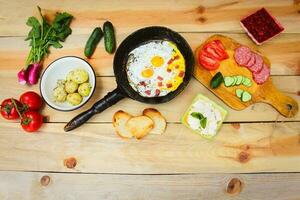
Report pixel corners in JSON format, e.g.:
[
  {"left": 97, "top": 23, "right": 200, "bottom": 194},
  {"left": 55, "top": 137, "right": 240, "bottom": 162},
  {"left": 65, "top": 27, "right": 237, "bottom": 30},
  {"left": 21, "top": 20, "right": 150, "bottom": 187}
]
[
  {"left": 11, "top": 98, "right": 22, "bottom": 118},
  {"left": 32, "top": 35, "right": 36, "bottom": 63}
]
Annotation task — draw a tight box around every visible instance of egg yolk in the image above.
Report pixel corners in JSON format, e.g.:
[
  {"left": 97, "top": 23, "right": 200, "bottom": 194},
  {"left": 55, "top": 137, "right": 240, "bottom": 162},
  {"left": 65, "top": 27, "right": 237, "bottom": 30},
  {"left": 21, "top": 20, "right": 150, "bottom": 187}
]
[
  {"left": 151, "top": 56, "right": 164, "bottom": 67},
  {"left": 141, "top": 68, "right": 154, "bottom": 78}
]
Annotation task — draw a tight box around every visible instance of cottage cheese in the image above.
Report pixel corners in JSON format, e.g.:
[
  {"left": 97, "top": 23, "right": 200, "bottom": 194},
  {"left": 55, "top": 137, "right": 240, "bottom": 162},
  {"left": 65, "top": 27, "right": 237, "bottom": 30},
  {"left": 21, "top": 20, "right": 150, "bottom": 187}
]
[{"left": 187, "top": 99, "right": 222, "bottom": 136}]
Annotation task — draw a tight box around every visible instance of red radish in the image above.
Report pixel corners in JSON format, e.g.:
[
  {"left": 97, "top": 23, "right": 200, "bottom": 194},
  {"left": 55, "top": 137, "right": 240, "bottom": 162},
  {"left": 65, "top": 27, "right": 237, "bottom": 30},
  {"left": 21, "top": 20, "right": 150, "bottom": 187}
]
[
  {"left": 17, "top": 69, "right": 28, "bottom": 85},
  {"left": 27, "top": 63, "right": 42, "bottom": 85}
]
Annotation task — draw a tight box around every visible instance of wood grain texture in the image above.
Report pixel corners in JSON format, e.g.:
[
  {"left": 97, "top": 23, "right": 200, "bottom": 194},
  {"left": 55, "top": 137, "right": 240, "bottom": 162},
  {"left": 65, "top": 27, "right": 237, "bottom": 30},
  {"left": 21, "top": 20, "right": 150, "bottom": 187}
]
[
  {"left": 194, "top": 34, "right": 298, "bottom": 117},
  {"left": 0, "top": 76, "right": 299, "bottom": 123},
  {"left": 0, "top": 0, "right": 299, "bottom": 36},
  {"left": 0, "top": 122, "right": 299, "bottom": 173},
  {"left": 0, "top": 171, "right": 299, "bottom": 200},
  {"left": 0, "top": 33, "right": 299, "bottom": 76}
]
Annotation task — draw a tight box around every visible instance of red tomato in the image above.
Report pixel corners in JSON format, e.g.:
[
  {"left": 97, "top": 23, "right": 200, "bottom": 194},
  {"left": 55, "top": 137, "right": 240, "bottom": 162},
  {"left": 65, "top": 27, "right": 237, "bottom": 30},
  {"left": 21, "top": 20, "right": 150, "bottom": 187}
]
[
  {"left": 21, "top": 111, "right": 44, "bottom": 133},
  {"left": 20, "top": 91, "right": 42, "bottom": 111},
  {"left": 1, "top": 98, "right": 22, "bottom": 120},
  {"left": 198, "top": 50, "right": 220, "bottom": 71},
  {"left": 210, "top": 40, "right": 229, "bottom": 60},
  {"left": 203, "top": 43, "right": 223, "bottom": 60}
]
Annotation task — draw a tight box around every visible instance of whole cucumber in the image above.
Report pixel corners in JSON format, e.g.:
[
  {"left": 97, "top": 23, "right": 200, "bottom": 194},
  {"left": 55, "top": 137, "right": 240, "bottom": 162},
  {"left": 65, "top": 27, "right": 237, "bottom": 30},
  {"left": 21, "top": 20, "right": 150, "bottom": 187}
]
[
  {"left": 210, "top": 72, "right": 224, "bottom": 89},
  {"left": 84, "top": 27, "right": 103, "bottom": 58},
  {"left": 103, "top": 21, "right": 116, "bottom": 54}
]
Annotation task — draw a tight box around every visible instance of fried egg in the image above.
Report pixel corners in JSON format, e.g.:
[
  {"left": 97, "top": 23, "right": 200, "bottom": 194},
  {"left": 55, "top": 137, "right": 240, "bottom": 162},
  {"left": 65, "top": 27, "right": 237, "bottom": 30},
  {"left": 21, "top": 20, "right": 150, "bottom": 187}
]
[{"left": 126, "top": 40, "right": 185, "bottom": 97}]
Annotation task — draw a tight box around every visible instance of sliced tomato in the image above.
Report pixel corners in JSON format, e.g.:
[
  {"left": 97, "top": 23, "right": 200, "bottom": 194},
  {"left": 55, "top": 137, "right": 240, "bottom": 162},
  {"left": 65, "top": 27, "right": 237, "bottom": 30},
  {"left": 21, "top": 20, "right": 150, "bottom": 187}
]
[
  {"left": 198, "top": 50, "right": 220, "bottom": 71},
  {"left": 203, "top": 43, "right": 223, "bottom": 60},
  {"left": 210, "top": 40, "right": 229, "bottom": 60}
]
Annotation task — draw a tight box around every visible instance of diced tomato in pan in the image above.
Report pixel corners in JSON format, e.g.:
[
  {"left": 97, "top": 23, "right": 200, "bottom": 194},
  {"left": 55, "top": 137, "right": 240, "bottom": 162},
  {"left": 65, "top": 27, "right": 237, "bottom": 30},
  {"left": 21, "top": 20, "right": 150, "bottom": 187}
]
[
  {"left": 145, "top": 90, "right": 151, "bottom": 96},
  {"left": 166, "top": 83, "right": 173, "bottom": 88},
  {"left": 157, "top": 76, "right": 163, "bottom": 81},
  {"left": 155, "top": 89, "right": 160, "bottom": 96},
  {"left": 178, "top": 71, "right": 185, "bottom": 77}
]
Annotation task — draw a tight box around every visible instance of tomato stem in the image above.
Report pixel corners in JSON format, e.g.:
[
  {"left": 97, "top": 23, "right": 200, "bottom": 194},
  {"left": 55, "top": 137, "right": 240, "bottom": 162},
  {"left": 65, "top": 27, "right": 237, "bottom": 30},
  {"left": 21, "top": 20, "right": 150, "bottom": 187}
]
[{"left": 11, "top": 98, "right": 22, "bottom": 118}]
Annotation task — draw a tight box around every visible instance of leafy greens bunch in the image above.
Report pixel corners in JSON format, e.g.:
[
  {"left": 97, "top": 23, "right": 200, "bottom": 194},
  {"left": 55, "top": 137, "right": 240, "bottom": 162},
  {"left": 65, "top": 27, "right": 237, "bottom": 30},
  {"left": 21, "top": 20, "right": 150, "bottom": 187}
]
[{"left": 18, "top": 6, "right": 73, "bottom": 85}]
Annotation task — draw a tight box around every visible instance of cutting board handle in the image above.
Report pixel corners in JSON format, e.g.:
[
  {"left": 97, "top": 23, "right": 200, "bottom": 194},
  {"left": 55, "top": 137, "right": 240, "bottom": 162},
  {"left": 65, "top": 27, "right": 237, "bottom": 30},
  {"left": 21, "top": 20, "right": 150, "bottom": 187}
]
[{"left": 260, "top": 82, "right": 298, "bottom": 118}]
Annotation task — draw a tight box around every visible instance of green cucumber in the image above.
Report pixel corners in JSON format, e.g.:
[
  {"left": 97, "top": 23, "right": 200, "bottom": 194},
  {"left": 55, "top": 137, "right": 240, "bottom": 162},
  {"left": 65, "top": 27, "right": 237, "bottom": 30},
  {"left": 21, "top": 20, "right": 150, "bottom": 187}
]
[
  {"left": 236, "top": 89, "right": 244, "bottom": 98},
  {"left": 236, "top": 75, "right": 243, "bottom": 85},
  {"left": 84, "top": 27, "right": 103, "bottom": 58},
  {"left": 232, "top": 76, "right": 237, "bottom": 86},
  {"left": 103, "top": 21, "right": 116, "bottom": 54},
  {"left": 241, "top": 91, "right": 252, "bottom": 102},
  {"left": 224, "top": 75, "right": 252, "bottom": 87},
  {"left": 224, "top": 76, "right": 234, "bottom": 87},
  {"left": 242, "top": 77, "right": 252, "bottom": 87},
  {"left": 210, "top": 72, "right": 224, "bottom": 89}
]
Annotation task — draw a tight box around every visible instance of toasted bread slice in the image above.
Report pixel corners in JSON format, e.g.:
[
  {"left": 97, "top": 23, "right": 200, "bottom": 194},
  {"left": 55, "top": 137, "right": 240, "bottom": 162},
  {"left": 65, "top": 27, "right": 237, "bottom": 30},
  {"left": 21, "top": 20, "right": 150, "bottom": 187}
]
[
  {"left": 112, "top": 110, "right": 133, "bottom": 138},
  {"left": 143, "top": 108, "right": 167, "bottom": 135},
  {"left": 125, "top": 116, "right": 154, "bottom": 139}
]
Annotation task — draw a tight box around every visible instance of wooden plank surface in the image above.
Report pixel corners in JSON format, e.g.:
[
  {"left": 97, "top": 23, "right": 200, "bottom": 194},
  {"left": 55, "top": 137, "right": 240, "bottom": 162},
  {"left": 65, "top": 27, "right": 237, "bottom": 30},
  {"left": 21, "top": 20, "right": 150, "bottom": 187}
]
[
  {"left": 0, "top": 76, "right": 299, "bottom": 123},
  {"left": 0, "top": 0, "right": 299, "bottom": 36},
  {"left": 0, "top": 33, "right": 299, "bottom": 76},
  {"left": 0, "top": 0, "right": 300, "bottom": 199},
  {"left": 0, "top": 171, "right": 299, "bottom": 200},
  {"left": 0, "top": 122, "right": 299, "bottom": 173}
]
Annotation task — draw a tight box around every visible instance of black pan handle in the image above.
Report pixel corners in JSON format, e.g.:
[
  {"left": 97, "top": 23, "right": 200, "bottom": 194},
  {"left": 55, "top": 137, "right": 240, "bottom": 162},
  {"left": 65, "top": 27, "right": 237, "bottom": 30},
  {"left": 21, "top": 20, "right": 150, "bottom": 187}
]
[{"left": 64, "top": 88, "right": 125, "bottom": 132}]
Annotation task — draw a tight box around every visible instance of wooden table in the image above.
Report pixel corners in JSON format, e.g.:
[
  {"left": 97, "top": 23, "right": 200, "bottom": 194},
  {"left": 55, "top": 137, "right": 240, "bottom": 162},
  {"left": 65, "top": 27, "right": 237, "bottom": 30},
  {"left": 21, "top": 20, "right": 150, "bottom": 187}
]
[{"left": 0, "top": 0, "right": 299, "bottom": 199}]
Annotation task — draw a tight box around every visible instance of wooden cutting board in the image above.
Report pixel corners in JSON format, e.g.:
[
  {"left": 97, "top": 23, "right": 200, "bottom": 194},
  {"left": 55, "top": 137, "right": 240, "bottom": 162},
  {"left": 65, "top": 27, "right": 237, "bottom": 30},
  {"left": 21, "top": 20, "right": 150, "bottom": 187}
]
[{"left": 193, "top": 34, "right": 298, "bottom": 118}]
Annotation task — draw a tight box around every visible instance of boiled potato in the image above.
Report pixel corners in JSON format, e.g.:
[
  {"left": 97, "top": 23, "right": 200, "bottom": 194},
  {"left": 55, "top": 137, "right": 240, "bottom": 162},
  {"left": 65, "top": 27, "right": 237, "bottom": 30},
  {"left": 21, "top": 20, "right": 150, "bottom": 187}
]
[
  {"left": 66, "top": 71, "right": 75, "bottom": 81},
  {"left": 78, "top": 82, "right": 91, "bottom": 97},
  {"left": 65, "top": 80, "right": 78, "bottom": 94},
  {"left": 66, "top": 93, "right": 82, "bottom": 106},
  {"left": 53, "top": 86, "right": 67, "bottom": 102},
  {"left": 57, "top": 79, "right": 66, "bottom": 86},
  {"left": 69, "top": 69, "right": 89, "bottom": 84}
]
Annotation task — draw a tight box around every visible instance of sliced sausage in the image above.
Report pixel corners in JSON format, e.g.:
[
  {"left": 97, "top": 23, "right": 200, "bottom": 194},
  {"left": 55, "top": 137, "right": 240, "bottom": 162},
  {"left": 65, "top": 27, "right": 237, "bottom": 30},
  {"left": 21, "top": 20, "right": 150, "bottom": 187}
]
[
  {"left": 234, "top": 46, "right": 252, "bottom": 66},
  {"left": 248, "top": 54, "right": 263, "bottom": 73},
  {"left": 253, "top": 64, "right": 270, "bottom": 84},
  {"left": 245, "top": 53, "right": 256, "bottom": 68}
]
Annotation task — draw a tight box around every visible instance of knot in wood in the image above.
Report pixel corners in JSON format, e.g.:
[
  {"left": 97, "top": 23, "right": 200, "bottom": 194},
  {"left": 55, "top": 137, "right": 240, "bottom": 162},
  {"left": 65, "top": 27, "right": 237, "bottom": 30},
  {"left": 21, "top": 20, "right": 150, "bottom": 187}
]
[
  {"left": 40, "top": 175, "right": 51, "bottom": 186},
  {"left": 64, "top": 157, "right": 77, "bottom": 169},
  {"left": 226, "top": 178, "right": 242, "bottom": 195}
]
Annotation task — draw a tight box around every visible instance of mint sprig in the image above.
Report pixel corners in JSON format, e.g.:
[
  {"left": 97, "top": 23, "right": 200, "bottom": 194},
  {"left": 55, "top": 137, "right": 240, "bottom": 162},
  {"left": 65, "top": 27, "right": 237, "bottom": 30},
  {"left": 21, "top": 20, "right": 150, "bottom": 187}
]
[{"left": 191, "top": 112, "right": 207, "bottom": 129}]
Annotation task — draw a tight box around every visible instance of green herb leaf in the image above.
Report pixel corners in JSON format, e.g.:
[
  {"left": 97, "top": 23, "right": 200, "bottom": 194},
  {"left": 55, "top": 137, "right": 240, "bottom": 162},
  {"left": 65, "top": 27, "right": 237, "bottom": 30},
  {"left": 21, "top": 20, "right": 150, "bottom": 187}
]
[
  {"left": 26, "top": 16, "right": 40, "bottom": 28},
  {"left": 52, "top": 12, "right": 73, "bottom": 31},
  {"left": 48, "top": 41, "right": 63, "bottom": 48},
  {"left": 55, "top": 26, "right": 72, "bottom": 41},
  {"left": 24, "top": 6, "right": 73, "bottom": 65},
  {"left": 25, "top": 17, "right": 41, "bottom": 39},
  {"left": 200, "top": 117, "right": 207, "bottom": 129},
  {"left": 191, "top": 112, "right": 204, "bottom": 120}
]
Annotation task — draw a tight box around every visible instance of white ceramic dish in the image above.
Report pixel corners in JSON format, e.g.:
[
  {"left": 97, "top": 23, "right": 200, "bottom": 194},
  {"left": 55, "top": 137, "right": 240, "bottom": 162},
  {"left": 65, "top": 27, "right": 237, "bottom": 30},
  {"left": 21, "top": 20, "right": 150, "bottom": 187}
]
[{"left": 40, "top": 56, "right": 96, "bottom": 111}]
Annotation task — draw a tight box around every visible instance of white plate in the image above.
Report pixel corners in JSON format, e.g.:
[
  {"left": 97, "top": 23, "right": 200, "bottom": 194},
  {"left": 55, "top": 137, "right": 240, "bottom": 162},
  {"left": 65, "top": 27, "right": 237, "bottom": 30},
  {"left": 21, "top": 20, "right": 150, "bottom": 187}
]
[{"left": 40, "top": 56, "right": 96, "bottom": 111}]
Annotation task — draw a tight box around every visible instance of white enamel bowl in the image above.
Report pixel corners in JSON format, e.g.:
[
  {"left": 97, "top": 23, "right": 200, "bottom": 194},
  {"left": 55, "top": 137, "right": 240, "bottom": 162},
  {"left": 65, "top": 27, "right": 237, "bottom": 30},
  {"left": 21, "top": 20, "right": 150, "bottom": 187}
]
[{"left": 40, "top": 56, "right": 96, "bottom": 111}]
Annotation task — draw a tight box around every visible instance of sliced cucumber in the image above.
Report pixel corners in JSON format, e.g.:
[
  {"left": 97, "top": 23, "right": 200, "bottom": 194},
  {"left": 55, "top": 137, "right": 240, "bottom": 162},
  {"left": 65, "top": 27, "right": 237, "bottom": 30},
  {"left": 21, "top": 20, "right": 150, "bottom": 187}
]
[
  {"left": 236, "top": 75, "right": 243, "bottom": 85},
  {"left": 242, "top": 77, "right": 252, "bottom": 87},
  {"left": 231, "top": 76, "right": 237, "bottom": 86},
  {"left": 236, "top": 89, "right": 244, "bottom": 98},
  {"left": 224, "top": 76, "right": 234, "bottom": 87},
  {"left": 241, "top": 91, "right": 252, "bottom": 102}
]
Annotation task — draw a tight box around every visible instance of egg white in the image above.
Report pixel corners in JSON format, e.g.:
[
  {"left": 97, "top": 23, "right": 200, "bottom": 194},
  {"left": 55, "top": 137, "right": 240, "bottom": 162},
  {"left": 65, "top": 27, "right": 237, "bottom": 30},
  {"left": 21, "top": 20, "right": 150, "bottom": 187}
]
[{"left": 126, "top": 40, "right": 185, "bottom": 97}]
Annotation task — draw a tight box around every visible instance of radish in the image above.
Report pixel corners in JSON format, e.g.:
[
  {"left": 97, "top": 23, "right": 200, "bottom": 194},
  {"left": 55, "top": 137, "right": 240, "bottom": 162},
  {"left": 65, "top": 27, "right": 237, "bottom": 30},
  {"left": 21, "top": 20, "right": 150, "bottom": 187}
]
[
  {"left": 27, "top": 63, "right": 41, "bottom": 85},
  {"left": 18, "top": 6, "right": 73, "bottom": 85},
  {"left": 17, "top": 69, "right": 28, "bottom": 85}
]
